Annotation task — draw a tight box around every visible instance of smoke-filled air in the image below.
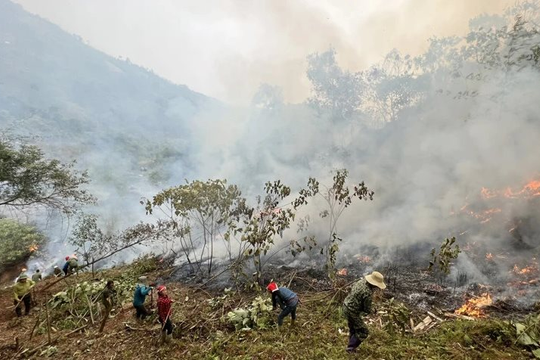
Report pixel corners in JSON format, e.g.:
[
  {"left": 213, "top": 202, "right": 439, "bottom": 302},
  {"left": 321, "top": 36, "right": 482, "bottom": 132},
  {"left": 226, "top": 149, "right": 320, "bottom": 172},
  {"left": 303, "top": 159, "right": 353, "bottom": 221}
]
[{"left": 2, "top": 0, "right": 540, "bottom": 359}]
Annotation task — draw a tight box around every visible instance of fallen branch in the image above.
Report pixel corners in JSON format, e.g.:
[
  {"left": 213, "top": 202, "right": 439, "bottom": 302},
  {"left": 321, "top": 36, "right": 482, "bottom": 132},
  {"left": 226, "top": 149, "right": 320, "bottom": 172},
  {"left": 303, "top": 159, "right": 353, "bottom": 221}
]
[{"left": 443, "top": 312, "right": 477, "bottom": 321}]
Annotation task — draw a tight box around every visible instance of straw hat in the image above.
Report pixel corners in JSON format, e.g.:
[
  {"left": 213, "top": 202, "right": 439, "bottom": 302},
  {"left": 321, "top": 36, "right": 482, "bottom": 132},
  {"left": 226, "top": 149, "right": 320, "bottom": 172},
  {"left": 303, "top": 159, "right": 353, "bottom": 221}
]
[
  {"left": 18, "top": 274, "right": 29, "bottom": 280},
  {"left": 138, "top": 276, "right": 148, "bottom": 282},
  {"left": 364, "top": 271, "right": 386, "bottom": 290}
]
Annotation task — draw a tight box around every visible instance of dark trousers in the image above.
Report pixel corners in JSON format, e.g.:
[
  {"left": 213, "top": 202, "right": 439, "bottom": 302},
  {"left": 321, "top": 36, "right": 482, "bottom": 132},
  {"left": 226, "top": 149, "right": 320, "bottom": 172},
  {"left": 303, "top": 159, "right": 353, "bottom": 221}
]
[
  {"left": 99, "top": 303, "right": 112, "bottom": 333},
  {"left": 160, "top": 318, "right": 173, "bottom": 335},
  {"left": 277, "top": 304, "right": 297, "bottom": 326},
  {"left": 14, "top": 294, "right": 31, "bottom": 317},
  {"left": 343, "top": 305, "right": 369, "bottom": 351},
  {"left": 134, "top": 304, "right": 149, "bottom": 320}
]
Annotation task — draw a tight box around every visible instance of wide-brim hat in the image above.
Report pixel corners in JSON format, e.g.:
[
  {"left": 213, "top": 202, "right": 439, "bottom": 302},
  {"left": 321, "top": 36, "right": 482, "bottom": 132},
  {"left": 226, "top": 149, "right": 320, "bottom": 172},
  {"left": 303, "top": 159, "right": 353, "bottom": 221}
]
[
  {"left": 138, "top": 276, "right": 148, "bottom": 282},
  {"left": 365, "top": 271, "right": 386, "bottom": 290},
  {"left": 18, "top": 274, "right": 29, "bottom": 280}
]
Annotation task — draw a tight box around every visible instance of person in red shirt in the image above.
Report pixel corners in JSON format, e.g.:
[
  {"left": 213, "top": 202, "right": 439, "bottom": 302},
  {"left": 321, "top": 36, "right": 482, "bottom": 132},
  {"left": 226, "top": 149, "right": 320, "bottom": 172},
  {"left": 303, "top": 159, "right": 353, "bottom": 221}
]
[{"left": 156, "top": 285, "right": 174, "bottom": 344}]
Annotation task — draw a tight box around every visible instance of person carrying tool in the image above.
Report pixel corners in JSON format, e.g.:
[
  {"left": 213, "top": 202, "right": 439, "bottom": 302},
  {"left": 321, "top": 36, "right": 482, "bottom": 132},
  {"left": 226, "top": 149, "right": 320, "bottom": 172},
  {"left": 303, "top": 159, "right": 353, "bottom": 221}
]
[
  {"left": 132, "top": 276, "right": 153, "bottom": 320},
  {"left": 156, "top": 285, "right": 174, "bottom": 344},
  {"left": 13, "top": 274, "right": 35, "bottom": 317},
  {"left": 266, "top": 282, "right": 299, "bottom": 328},
  {"left": 62, "top": 256, "right": 70, "bottom": 275},
  {"left": 342, "top": 271, "right": 386, "bottom": 353},
  {"left": 31, "top": 269, "right": 42, "bottom": 282},
  {"left": 67, "top": 255, "right": 79, "bottom": 274},
  {"left": 99, "top": 280, "right": 115, "bottom": 332}
]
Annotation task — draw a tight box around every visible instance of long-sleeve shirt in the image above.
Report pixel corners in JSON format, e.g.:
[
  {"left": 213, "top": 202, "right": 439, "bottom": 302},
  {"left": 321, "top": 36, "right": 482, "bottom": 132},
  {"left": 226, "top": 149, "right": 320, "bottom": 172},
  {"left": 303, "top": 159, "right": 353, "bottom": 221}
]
[
  {"left": 157, "top": 295, "right": 172, "bottom": 321},
  {"left": 133, "top": 284, "right": 152, "bottom": 306},
  {"left": 13, "top": 280, "right": 35, "bottom": 300},
  {"left": 101, "top": 286, "right": 115, "bottom": 309},
  {"left": 271, "top": 287, "right": 299, "bottom": 309},
  {"left": 343, "top": 279, "right": 373, "bottom": 316}
]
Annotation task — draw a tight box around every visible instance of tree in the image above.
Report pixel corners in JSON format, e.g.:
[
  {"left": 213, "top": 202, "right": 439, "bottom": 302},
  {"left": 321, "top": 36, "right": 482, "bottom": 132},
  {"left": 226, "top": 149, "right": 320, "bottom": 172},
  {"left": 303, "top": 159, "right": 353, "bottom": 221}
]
[
  {"left": 307, "top": 49, "right": 365, "bottom": 121},
  {"left": 144, "top": 179, "right": 247, "bottom": 276},
  {"left": 231, "top": 180, "right": 311, "bottom": 283},
  {"left": 69, "top": 213, "right": 165, "bottom": 275},
  {"left": 0, "top": 218, "right": 45, "bottom": 271},
  {"left": 308, "top": 170, "right": 374, "bottom": 278},
  {"left": 0, "top": 138, "right": 94, "bottom": 215}
]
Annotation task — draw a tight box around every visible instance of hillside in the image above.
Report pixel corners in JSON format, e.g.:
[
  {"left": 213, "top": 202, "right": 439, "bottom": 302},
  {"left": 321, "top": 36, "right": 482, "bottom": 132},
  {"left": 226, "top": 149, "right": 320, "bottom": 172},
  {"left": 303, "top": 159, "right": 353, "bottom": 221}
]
[
  {"left": 0, "top": 0, "right": 221, "bottom": 192},
  {"left": 0, "top": 258, "right": 534, "bottom": 359}
]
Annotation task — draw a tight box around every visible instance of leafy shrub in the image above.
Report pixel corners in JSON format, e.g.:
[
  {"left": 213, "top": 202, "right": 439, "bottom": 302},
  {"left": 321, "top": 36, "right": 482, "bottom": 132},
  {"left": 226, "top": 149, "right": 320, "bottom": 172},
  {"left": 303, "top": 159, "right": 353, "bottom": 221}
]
[
  {"left": 0, "top": 218, "right": 45, "bottom": 271},
  {"left": 227, "top": 296, "right": 273, "bottom": 330}
]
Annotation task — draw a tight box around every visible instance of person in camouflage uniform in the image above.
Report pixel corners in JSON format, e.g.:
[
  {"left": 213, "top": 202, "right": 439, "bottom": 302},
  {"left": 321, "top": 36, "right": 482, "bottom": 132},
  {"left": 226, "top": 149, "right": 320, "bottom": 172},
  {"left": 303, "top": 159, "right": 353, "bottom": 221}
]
[
  {"left": 99, "top": 280, "right": 116, "bottom": 333},
  {"left": 342, "top": 271, "right": 386, "bottom": 353}
]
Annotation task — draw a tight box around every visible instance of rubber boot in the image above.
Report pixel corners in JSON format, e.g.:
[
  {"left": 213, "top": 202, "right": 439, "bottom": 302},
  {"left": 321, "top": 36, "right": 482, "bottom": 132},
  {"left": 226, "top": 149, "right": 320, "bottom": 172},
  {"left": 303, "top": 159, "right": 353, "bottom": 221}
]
[{"left": 291, "top": 319, "right": 296, "bottom": 327}]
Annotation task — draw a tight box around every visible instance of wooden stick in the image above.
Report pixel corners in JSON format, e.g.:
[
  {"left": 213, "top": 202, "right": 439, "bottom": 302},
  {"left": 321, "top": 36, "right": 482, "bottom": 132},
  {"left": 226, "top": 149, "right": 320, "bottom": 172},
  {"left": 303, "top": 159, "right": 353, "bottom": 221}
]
[
  {"left": 45, "top": 301, "right": 52, "bottom": 345},
  {"left": 29, "top": 313, "right": 44, "bottom": 340},
  {"left": 85, "top": 293, "right": 94, "bottom": 325}
]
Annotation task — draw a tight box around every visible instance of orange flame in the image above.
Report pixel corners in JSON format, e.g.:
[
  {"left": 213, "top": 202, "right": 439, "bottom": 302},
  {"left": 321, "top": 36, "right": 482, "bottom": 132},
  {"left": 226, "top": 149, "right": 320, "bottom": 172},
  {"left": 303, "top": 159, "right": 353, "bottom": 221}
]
[
  {"left": 455, "top": 293, "right": 493, "bottom": 318},
  {"left": 485, "top": 253, "right": 493, "bottom": 261},
  {"left": 480, "top": 179, "right": 540, "bottom": 200},
  {"left": 28, "top": 244, "right": 39, "bottom": 252},
  {"left": 337, "top": 268, "right": 348, "bottom": 276},
  {"left": 513, "top": 264, "right": 537, "bottom": 275}
]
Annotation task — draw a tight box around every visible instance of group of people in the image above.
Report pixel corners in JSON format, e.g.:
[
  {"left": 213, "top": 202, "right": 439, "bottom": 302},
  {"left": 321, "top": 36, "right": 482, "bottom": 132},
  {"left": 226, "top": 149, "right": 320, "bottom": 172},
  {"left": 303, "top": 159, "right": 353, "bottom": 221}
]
[
  {"left": 13, "top": 262, "right": 385, "bottom": 353},
  {"left": 113, "top": 270, "right": 385, "bottom": 353},
  {"left": 266, "top": 270, "right": 385, "bottom": 353},
  {"left": 98, "top": 276, "right": 174, "bottom": 343}
]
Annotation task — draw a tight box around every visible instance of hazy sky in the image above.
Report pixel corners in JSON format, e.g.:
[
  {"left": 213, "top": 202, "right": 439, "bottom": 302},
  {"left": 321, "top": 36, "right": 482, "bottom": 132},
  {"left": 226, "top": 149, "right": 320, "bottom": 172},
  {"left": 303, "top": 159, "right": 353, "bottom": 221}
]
[{"left": 13, "top": 0, "right": 510, "bottom": 104}]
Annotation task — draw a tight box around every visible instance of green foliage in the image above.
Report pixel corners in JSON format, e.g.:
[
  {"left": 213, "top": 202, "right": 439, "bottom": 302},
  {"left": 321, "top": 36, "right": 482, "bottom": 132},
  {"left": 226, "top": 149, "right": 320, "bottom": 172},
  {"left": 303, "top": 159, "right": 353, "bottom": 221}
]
[
  {"left": 227, "top": 296, "right": 274, "bottom": 330},
  {"left": 514, "top": 313, "right": 540, "bottom": 358},
  {"left": 428, "top": 237, "right": 461, "bottom": 275},
  {"left": 0, "top": 218, "right": 45, "bottom": 270},
  {"left": 380, "top": 298, "right": 411, "bottom": 335},
  {"left": 0, "top": 137, "right": 94, "bottom": 214},
  {"left": 316, "top": 169, "right": 374, "bottom": 278},
  {"left": 145, "top": 179, "right": 247, "bottom": 275}
]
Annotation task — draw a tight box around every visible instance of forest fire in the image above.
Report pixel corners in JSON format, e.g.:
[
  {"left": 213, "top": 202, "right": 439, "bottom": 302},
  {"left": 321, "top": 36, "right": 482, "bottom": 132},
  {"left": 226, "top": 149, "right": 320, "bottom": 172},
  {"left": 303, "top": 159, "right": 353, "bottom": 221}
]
[
  {"left": 480, "top": 179, "right": 540, "bottom": 200},
  {"left": 455, "top": 293, "right": 493, "bottom": 318},
  {"left": 513, "top": 264, "right": 536, "bottom": 275}
]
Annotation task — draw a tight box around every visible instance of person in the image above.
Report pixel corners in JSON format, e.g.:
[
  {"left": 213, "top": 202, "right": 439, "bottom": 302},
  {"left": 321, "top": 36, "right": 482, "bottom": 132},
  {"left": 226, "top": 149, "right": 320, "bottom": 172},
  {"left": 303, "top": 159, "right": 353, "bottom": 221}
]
[
  {"left": 53, "top": 265, "right": 63, "bottom": 277},
  {"left": 342, "top": 271, "right": 386, "bottom": 353},
  {"left": 156, "top": 285, "right": 174, "bottom": 344},
  {"left": 62, "top": 256, "right": 70, "bottom": 275},
  {"left": 99, "top": 280, "right": 115, "bottom": 333},
  {"left": 13, "top": 274, "right": 35, "bottom": 317},
  {"left": 67, "top": 255, "right": 79, "bottom": 274},
  {"left": 31, "top": 269, "right": 42, "bottom": 282},
  {"left": 266, "top": 282, "right": 299, "bottom": 328},
  {"left": 133, "top": 276, "right": 153, "bottom": 320}
]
